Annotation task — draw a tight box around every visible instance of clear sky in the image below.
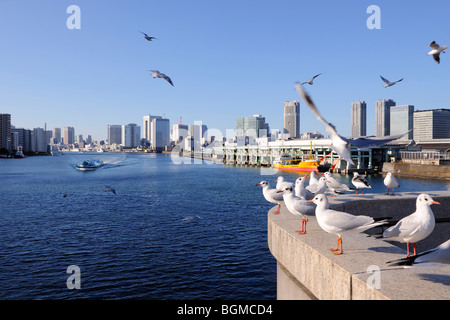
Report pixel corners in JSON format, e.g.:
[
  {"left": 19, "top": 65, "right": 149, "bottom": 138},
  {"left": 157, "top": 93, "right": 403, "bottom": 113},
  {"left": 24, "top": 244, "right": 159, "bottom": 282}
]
[{"left": 1, "top": 0, "right": 449, "bottom": 141}]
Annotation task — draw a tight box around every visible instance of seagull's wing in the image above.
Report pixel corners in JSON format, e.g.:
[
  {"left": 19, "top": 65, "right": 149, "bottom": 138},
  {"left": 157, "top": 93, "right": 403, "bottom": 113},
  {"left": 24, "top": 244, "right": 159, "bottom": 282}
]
[
  {"left": 341, "top": 130, "right": 412, "bottom": 149},
  {"left": 312, "top": 73, "right": 322, "bottom": 80},
  {"left": 380, "top": 75, "right": 391, "bottom": 84},
  {"left": 395, "top": 78, "right": 404, "bottom": 83},
  {"left": 429, "top": 41, "right": 440, "bottom": 50},
  {"left": 160, "top": 73, "right": 174, "bottom": 86},
  {"left": 433, "top": 53, "right": 441, "bottom": 64},
  {"left": 140, "top": 31, "right": 149, "bottom": 37}
]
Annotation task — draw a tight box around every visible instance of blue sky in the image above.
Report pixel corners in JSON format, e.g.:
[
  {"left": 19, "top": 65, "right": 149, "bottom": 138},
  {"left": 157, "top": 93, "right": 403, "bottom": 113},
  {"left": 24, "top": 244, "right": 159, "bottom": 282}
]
[{"left": 1, "top": 0, "right": 449, "bottom": 141}]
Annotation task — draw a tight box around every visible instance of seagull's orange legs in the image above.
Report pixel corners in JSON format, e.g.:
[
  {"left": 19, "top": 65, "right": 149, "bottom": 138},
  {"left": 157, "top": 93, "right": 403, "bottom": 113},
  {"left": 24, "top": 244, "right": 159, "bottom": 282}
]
[
  {"left": 296, "top": 218, "right": 308, "bottom": 234},
  {"left": 330, "top": 237, "right": 343, "bottom": 255}
]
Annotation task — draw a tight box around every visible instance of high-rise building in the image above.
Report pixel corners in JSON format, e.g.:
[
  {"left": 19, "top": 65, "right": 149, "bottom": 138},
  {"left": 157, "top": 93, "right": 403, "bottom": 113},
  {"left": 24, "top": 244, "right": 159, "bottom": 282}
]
[
  {"left": 107, "top": 125, "right": 122, "bottom": 145},
  {"left": 236, "top": 114, "right": 268, "bottom": 138},
  {"left": 376, "top": 99, "right": 396, "bottom": 137},
  {"left": 413, "top": 109, "right": 450, "bottom": 140},
  {"left": 31, "top": 127, "right": 48, "bottom": 153},
  {"left": 143, "top": 114, "right": 162, "bottom": 143},
  {"left": 390, "top": 105, "right": 414, "bottom": 139},
  {"left": 64, "top": 126, "right": 75, "bottom": 145},
  {"left": 283, "top": 101, "right": 300, "bottom": 139},
  {"left": 121, "top": 123, "right": 140, "bottom": 148},
  {"left": 0, "top": 113, "right": 11, "bottom": 150},
  {"left": 11, "top": 128, "right": 32, "bottom": 152},
  {"left": 52, "top": 128, "right": 61, "bottom": 144},
  {"left": 171, "top": 123, "right": 189, "bottom": 144},
  {"left": 151, "top": 118, "right": 170, "bottom": 151},
  {"left": 351, "top": 101, "right": 367, "bottom": 137}
]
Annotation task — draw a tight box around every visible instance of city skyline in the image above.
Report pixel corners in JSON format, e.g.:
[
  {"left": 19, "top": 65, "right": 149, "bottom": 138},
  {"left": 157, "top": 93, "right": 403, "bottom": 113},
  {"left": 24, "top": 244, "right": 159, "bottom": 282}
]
[{"left": 1, "top": 1, "right": 450, "bottom": 141}]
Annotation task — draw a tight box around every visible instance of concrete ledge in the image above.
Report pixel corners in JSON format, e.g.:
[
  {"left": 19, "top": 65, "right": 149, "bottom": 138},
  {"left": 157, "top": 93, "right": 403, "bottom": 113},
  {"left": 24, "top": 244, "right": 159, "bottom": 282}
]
[{"left": 268, "top": 190, "right": 450, "bottom": 300}]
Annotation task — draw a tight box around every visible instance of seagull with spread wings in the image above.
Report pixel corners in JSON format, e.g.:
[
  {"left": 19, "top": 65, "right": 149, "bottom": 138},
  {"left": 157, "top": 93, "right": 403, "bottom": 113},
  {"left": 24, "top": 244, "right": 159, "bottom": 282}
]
[
  {"left": 380, "top": 75, "right": 403, "bottom": 88},
  {"left": 140, "top": 31, "right": 157, "bottom": 41},
  {"left": 295, "top": 83, "right": 411, "bottom": 166},
  {"left": 301, "top": 73, "right": 322, "bottom": 85},
  {"left": 149, "top": 70, "right": 174, "bottom": 86},
  {"left": 428, "top": 41, "right": 448, "bottom": 64}
]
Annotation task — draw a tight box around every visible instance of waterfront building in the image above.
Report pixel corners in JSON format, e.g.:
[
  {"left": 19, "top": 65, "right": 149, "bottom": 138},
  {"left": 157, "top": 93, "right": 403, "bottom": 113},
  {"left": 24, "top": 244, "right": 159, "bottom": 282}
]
[
  {"left": 236, "top": 114, "right": 268, "bottom": 138},
  {"left": 107, "top": 125, "right": 122, "bottom": 145},
  {"left": 121, "top": 123, "right": 141, "bottom": 148},
  {"left": 11, "top": 128, "right": 31, "bottom": 152},
  {"left": 171, "top": 123, "right": 189, "bottom": 145},
  {"left": 283, "top": 101, "right": 300, "bottom": 139},
  {"left": 64, "top": 126, "right": 75, "bottom": 145},
  {"left": 0, "top": 113, "right": 11, "bottom": 150},
  {"left": 351, "top": 101, "right": 367, "bottom": 137},
  {"left": 390, "top": 105, "right": 414, "bottom": 139},
  {"left": 376, "top": 99, "right": 396, "bottom": 136},
  {"left": 413, "top": 108, "right": 450, "bottom": 140},
  {"left": 301, "top": 131, "right": 324, "bottom": 139},
  {"left": 151, "top": 118, "right": 170, "bottom": 151},
  {"left": 143, "top": 114, "right": 162, "bottom": 143},
  {"left": 31, "top": 127, "right": 48, "bottom": 153},
  {"left": 52, "top": 128, "right": 61, "bottom": 144}
]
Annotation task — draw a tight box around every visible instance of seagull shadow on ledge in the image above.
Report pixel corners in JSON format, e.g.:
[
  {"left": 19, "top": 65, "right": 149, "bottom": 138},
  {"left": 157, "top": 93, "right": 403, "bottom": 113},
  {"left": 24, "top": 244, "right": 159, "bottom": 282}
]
[{"left": 417, "top": 273, "right": 450, "bottom": 286}]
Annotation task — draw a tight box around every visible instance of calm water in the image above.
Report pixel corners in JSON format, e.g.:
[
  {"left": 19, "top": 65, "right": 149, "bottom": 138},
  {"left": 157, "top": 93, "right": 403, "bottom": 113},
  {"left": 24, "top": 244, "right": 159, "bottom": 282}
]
[{"left": 0, "top": 153, "right": 449, "bottom": 300}]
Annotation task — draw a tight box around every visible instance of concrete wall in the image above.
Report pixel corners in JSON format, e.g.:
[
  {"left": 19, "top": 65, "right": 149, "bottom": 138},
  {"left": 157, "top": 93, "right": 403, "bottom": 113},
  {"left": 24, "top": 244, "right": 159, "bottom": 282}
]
[
  {"left": 382, "top": 162, "right": 450, "bottom": 180},
  {"left": 268, "top": 191, "right": 450, "bottom": 300}
]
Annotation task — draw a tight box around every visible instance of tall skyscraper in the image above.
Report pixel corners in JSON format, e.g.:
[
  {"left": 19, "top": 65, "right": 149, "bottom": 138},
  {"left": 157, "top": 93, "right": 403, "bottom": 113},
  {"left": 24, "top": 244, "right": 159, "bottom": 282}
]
[
  {"left": 236, "top": 114, "right": 268, "bottom": 138},
  {"left": 143, "top": 114, "right": 162, "bottom": 142},
  {"left": 11, "top": 128, "right": 31, "bottom": 152},
  {"left": 151, "top": 118, "right": 170, "bottom": 151},
  {"left": 0, "top": 113, "right": 11, "bottom": 150},
  {"left": 375, "top": 99, "right": 396, "bottom": 137},
  {"left": 390, "top": 105, "right": 414, "bottom": 139},
  {"left": 121, "top": 123, "right": 141, "bottom": 147},
  {"left": 31, "top": 127, "right": 48, "bottom": 153},
  {"left": 413, "top": 109, "right": 450, "bottom": 140},
  {"left": 351, "top": 101, "right": 367, "bottom": 137},
  {"left": 283, "top": 101, "right": 300, "bottom": 139},
  {"left": 52, "top": 128, "right": 61, "bottom": 144},
  {"left": 107, "top": 125, "right": 122, "bottom": 145},
  {"left": 64, "top": 126, "right": 75, "bottom": 145},
  {"left": 171, "top": 123, "right": 189, "bottom": 144}
]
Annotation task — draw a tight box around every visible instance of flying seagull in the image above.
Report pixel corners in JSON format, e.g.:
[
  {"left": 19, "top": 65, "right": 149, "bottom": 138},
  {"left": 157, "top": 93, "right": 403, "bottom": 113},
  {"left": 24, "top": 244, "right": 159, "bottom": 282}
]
[
  {"left": 140, "top": 31, "right": 157, "bottom": 41},
  {"left": 428, "top": 41, "right": 448, "bottom": 64},
  {"left": 295, "top": 83, "right": 411, "bottom": 166},
  {"left": 380, "top": 75, "right": 403, "bottom": 88},
  {"left": 301, "top": 73, "right": 322, "bottom": 85},
  {"left": 104, "top": 185, "right": 117, "bottom": 195},
  {"left": 149, "top": 70, "right": 174, "bottom": 86}
]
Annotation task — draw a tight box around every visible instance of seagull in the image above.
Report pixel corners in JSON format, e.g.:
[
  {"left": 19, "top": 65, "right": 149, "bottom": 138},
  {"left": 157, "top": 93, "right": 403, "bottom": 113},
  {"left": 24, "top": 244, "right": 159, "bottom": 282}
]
[
  {"left": 351, "top": 172, "right": 371, "bottom": 194},
  {"left": 301, "top": 73, "right": 322, "bottom": 85},
  {"left": 384, "top": 172, "right": 399, "bottom": 195},
  {"left": 428, "top": 41, "right": 448, "bottom": 64},
  {"left": 140, "top": 31, "right": 157, "bottom": 41},
  {"left": 380, "top": 75, "right": 403, "bottom": 88},
  {"left": 278, "top": 186, "right": 316, "bottom": 234},
  {"left": 323, "top": 171, "right": 353, "bottom": 195},
  {"left": 387, "top": 239, "right": 450, "bottom": 266},
  {"left": 380, "top": 193, "right": 439, "bottom": 257},
  {"left": 309, "top": 170, "right": 319, "bottom": 187},
  {"left": 306, "top": 176, "right": 329, "bottom": 195},
  {"left": 308, "top": 194, "right": 388, "bottom": 255},
  {"left": 295, "top": 83, "right": 411, "bottom": 166},
  {"left": 104, "top": 185, "right": 117, "bottom": 195},
  {"left": 294, "top": 176, "right": 314, "bottom": 200},
  {"left": 256, "top": 181, "right": 284, "bottom": 215},
  {"left": 149, "top": 70, "right": 174, "bottom": 86},
  {"left": 276, "top": 176, "right": 293, "bottom": 190}
]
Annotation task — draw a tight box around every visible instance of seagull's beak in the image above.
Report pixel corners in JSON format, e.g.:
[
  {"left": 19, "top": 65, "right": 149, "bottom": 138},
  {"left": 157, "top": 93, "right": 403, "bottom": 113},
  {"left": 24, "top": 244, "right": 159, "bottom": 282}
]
[
  {"left": 256, "top": 184, "right": 261, "bottom": 186},
  {"left": 277, "top": 190, "right": 283, "bottom": 193},
  {"left": 307, "top": 200, "right": 314, "bottom": 203},
  {"left": 431, "top": 200, "right": 440, "bottom": 205}
]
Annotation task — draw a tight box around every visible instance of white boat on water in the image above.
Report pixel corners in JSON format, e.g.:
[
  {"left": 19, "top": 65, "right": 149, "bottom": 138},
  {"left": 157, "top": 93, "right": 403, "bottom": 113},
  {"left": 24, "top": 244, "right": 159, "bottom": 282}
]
[
  {"left": 15, "top": 146, "right": 25, "bottom": 159},
  {"left": 76, "top": 159, "right": 104, "bottom": 171}
]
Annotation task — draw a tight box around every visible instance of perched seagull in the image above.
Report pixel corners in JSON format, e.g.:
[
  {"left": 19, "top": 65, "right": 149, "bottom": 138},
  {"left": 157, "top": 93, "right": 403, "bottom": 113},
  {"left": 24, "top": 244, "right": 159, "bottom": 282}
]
[
  {"left": 256, "top": 181, "right": 284, "bottom": 215},
  {"left": 276, "top": 176, "right": 293, "bottom": 190},
  {"left": 294, "top": 176, "right": 314, "bottom": 200},
  {"left": 380, "top": 193, "right": 439, "bottom": 257},
  {"left": 380, "top": 75, "right": 403, "bottom": 88},
  {"left": 308, "top": 194, "right": 388, "bottom": 255},
  {"left": 149, "top": 70, "right": 174, "bottom": 86},
  {"left": 140, "top": 31, "right": 157, "bottom": 41},
  {"left": 104, "top": 185, "right": 117, "bottom": 195},
  {"left": 387, "top": 239, "right": 450, "bottom": 267},
  {"left": 351, "top": 172, "right": 371, "bottom": 194},
  {"left": 324, "top": 171, "right": 353, "bottom": 195},
  {"left": 278, "top": 186, "right": 316, "bottom": 234},
  {"left": 428, "top": 41, "right": 448, "bottom": 64},
  {"left": 306, "top": 177, "right": 329, "bottom": 195},
  {"left": 384, "top": 172, "right": 399, "bottom": 195},
  {"left": 301, "top": 73, "right": 322, "bottom": 85},
  {"left": 295, "top": 83, "right": 411, "bottom": 166},
  {"left": 309, "top": 170, "right": 319, "bottom": 187}
]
